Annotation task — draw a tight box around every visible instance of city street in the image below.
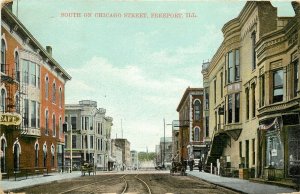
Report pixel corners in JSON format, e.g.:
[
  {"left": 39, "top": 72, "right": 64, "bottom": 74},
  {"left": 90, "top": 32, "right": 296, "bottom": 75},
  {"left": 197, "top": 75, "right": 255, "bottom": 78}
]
[{"left": 8, "top": 171, "right": 238, "bottom": 194}]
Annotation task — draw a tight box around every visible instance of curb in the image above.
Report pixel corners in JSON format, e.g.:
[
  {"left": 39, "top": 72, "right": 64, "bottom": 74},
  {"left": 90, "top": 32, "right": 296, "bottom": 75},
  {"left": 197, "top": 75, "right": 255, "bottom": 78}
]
[{"left": 187, "top": 173, "right": 247, "bottom": 194}]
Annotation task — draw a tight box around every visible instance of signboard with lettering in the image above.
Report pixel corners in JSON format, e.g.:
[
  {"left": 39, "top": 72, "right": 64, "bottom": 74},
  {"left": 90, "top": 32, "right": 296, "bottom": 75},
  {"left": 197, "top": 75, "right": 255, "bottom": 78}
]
[{"left": 0, "top": 113, "right": 22, "bottom": 126}]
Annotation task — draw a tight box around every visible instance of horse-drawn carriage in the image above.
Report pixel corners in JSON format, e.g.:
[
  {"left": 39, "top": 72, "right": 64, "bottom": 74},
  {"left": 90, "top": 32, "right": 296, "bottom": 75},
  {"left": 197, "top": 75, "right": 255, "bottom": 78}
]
[
  {"left": 81, "top": 162, "right": 94, "bottom": 176},
  {"left": 170, "top": 161, "right": 186, "bottom": 176}
]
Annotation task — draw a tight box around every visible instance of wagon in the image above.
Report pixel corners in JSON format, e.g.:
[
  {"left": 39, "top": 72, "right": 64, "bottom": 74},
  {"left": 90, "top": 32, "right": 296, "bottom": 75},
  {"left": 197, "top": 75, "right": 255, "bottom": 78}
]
[
  {"left": 170, "top": 161, "right": 186, "bottom": 176},
  {"left": 81, "top": 162, "right": 94, "bottom": 176}
]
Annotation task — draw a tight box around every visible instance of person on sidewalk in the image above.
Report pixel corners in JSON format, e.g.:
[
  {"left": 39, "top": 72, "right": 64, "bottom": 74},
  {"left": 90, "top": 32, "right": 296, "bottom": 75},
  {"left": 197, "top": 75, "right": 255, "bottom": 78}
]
[
  {"left": 189, "top": 159, "right": 194, "bottom": 171},
  {"left": 198, "top": 159, "right": 203, "bottom": 172}
]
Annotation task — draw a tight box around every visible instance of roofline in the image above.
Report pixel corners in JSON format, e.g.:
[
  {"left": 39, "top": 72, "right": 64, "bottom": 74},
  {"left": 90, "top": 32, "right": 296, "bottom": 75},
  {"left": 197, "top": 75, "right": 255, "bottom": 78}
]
[
  {"left": 176, "top": 87, "right": 203, "bottom": 112},
  {"left": 2, "top": 7, "right": 72, "bottom": 80}
]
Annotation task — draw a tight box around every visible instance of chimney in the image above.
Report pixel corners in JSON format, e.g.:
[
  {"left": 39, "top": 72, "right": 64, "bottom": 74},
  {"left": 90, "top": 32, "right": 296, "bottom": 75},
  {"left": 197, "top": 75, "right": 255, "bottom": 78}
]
[{"left": 46, "top": 46, "right": 52, "bottom": 56}]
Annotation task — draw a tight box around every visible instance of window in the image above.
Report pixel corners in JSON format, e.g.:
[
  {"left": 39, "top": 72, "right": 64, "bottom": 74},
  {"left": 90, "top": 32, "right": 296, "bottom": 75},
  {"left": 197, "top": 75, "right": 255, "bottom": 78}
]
[
  {"left": 194, "top": 100, "right": 201, "bottom": 121},
  {"left": 37, "top": 65, "right": 40, "bottom": 89},
  {"left": 13, "top": 143, "right": 20, "bottom": 171},
  {"left": 259, "top": 74, "right": 265, "bottom": 107},
  {"left": 1, "top": 89, "right": 6, "bottom": 112},
  {"left": 59, "top": 117, "right": 62, "bottom": 137},
  {"left": 24, "top": 99, "right": 29, "bottom": 127},
  {"left": 100, "top": 123, "right": 103, "bottom": 135},
  {"left": 252, "top": 84, "right": 256, "bottom": 118},
  {"left": 15, "top": 52, "right": 20, "bottom": 82},
  {"left": 251, "top": 31, "right": 256, "bottom": 70},
  {"left": 220, "top": 72, "right": 223, "bottom": 97},
  {"left": 37, "top": 103, "right": 40, "bottom": 128},
  {"left": 72, "top": 135, "right": 76, "bottom": 148},
  {"left": 246, "top": 88, "right": 249, "bottom": 120},
  {"left": 194, "top": 127, "right": 200, "bottom": 141},
  {"left": 294, "top": 60, "right": 298, "bottom": 98},
  {"left": 30, "top": 101, "right": 36, "bottom": 128},
  {"left": 71, "top": 116, "right": 76, "bottom": 130},
  {"left": 85, "top": 117, "right": 89, "bottom": 130},
  {"left": 81, "top": 117, "right": 84, "bottom": 130},
  {"left": 30, "top": 62, "right": 36, "bottom": 86},
  {"left": 239, "top": 141, "right": 242, "bottom": 158},
  {"left": 97, "top": 123, "right": 100, "bottom": 134},
  {"left": 45, "top": 77, "right": 49, "bottom": 99},
  {"left": 59, "top": 87, "right": 62, "bottom": 107},
  {"left": 252, "top": 139, "right": 255, "bottom": 165},
  {"left": 235, "top": 49, "right": 240, "bottom": 81},
  {"left": 65, "top": 135, "right": 68, "bottom": 148},
  {"left": 43, "top": 144, "right": 47, "bottom": 168},
  {"left": 228, "top": 51, "right": 234, "bottom": 83},
  {"left": 214, "top": 79, "right": 217, "bottom": 104},
  {"left": 1, "top": 39, "right": 6, "bottom": 73},
  {"left": 35, "top": 143, "right": 39, "bottom": 167},
  {"left": 228, "top": 94, "right": 233, "bottom": 123},
  {"left": 227, "top": 49, "right": 240, "bottom": 83},
  {"left": 90, "top": 135, "right": 94, "bottom": 149},
  {"left": 52, "top": 82, "right": 56, "bottom": 103},
  {"left": 205, "top": 116, "right": 209, "bottom": 137},
  {"left": 100, "top": 139, "right": 103, "bottom": 151},
  {"left": 22, "top": 60, "right": 29, "bottom": 84},
  {"left": 51, "top": 146, "right": 55, "bottom": 168},
  {"left": 45, "top": 110, "right": 49, "bottom": 135},
  {"left": 205, "top": 88, "right": 209, "bottom": 110},
  {"left": 15, "top": 94, "right": 20, "bottom": 113},
  {"left": 53, "top": 114, "right": 56, "bottom": 137},
  {"left": 273, "top": 69, "right": 283, "bottom": 103},
  {"left": 235, "top": 93, "right": 240, "bottom": 123}
]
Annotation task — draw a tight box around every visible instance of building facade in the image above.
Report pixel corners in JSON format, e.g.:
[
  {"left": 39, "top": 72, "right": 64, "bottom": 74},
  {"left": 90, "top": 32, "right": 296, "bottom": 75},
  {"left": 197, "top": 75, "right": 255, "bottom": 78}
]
[
  {"left": 202, "top": 1, "right": 300, "bottom": 179},
  {"left": 111, "top": 140, "right": 123, "bottom": 171},
  {"left": 113, "top": 138, "right": 131, "bottom": 170},
  {"left": 0, "top": 3, "right": 71, "bottom": 176},
  {"left": 130, "top": 150, "right": 138, "bottom": 170},
  {"left": 64, "top": 100, "right": 113, "bottom": 170},
  {"left": 176, "top": 87, "right": 205, "bottom": 164}
]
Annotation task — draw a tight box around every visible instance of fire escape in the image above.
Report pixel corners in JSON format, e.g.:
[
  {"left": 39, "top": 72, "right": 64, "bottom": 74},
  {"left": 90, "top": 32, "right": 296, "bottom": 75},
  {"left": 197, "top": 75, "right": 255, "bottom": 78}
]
[{"left": 1, "top": 63, "right": 28, "bottom": 135}]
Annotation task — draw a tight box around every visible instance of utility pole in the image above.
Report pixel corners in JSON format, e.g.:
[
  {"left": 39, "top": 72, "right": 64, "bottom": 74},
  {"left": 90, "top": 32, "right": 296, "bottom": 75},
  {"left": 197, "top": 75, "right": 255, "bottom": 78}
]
[{"left": 163, "top": 118, "right": 165, "bottom": 169}]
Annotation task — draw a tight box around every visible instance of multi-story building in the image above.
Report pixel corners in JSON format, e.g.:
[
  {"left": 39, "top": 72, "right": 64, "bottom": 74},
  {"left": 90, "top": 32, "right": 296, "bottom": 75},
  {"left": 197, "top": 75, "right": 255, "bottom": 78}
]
[
  {"left": 130, "top": 150, "right": 138, "bottom": 170},
  {"left": 176, "top": 87, "right": 205, "bottom": 165},
  {"left": 64, "top": 100, "right": 113, "bottom": 170},
  {"left": 111, "top": 140, "right": 123, "bottom": 171},
  {"left": 113, "top": 138, "right": 131, "bottom": 170},
  {"left": 0, "top": 3, "right": 71, "bottom": 176},
  {"left": 159, "top": 137, "right": 172, "bottom": 167},
  {"left": 171, "top": 120, "right": 180, "bottom": 162},
  {"left": 202, "top": 1, "right": 300, "bottom": 179}
]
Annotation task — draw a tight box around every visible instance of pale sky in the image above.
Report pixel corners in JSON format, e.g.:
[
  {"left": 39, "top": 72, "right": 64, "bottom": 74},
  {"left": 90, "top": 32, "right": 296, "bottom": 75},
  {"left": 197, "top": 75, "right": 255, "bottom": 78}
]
[{"left": 13, "top": 0, "right": 295, "bottom": 152}]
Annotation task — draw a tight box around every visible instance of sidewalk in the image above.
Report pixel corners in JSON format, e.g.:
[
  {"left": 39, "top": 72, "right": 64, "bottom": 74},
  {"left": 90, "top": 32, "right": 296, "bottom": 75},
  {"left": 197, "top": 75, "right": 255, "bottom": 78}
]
[
  {"left": 0, "top": 171, "right": 82, "bottom": 192},
  {"left": 188, "top": 170, "right": 298, "bottom": 194}
]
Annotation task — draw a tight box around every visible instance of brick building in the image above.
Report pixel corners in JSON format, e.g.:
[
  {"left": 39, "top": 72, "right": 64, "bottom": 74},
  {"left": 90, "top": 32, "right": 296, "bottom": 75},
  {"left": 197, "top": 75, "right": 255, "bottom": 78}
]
[
  {"left": 0, "top": 3, "right": 71, "bottom": 176},
  {"left": 176, "top": 87, "right": 205, "bottom": 165}
]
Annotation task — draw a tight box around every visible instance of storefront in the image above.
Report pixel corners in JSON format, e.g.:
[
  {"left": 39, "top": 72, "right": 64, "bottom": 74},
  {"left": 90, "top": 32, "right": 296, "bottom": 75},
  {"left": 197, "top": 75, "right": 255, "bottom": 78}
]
[{"left": 259, "top": 114, "right": 300, "bottom": 179}]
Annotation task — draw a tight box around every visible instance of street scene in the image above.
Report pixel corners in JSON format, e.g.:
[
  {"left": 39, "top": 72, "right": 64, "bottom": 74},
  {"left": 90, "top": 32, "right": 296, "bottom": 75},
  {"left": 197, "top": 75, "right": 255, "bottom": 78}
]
[{"left": 0, "top": 0, "right": 300, "bottom": 193}]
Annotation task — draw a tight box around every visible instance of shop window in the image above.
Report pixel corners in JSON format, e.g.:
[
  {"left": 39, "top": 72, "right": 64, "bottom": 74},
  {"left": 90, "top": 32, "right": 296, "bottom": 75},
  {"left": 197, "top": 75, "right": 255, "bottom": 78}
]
[
  {"left": 288, "top": 125, "right": 300, "bottom": 176},
  {"left": 266, "top": 131, "right": 283, "bottom": 169}
]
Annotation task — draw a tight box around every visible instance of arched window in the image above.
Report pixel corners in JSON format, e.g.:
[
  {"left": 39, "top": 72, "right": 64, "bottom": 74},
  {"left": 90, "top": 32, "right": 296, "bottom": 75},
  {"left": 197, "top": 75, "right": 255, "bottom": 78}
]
[
  {"left": 13, "top": 142, "right": 21, "bottom": 171},
  {"left": 194, "top": 127, "right": 200, "bottom": 141},
  {"left": 1, "top": 138, "right": 6, "bottom": 172},
  {"left": 45, "top": 77, "right": 49, "bottom": 99},
  {"left": 35, "top": 142, "right": 39, "bottom": 167},
  {"left": 1, "top": 39, "right": 6, "bottom": 73},
  {"left": 59, "top": 87, "right": 62, "bottom": 108},
  {"left": 1, "top": 89, "right": 6, "bottom": 112},
  {"left": 45, "top": 110, "right": 49, "bottom": 135},
  {"left": 194, "top": 100, "right": 201, "bottom": 121},
  {"left": 15, "top": 94, "right": 20, "bottom": 113},
  {"left": 52, "top": 82, "right": 56, "bottom": 103},
  {"left": 51, "top": 144, "right": 55, "bottom": 167},
  {"left": 43, "top": 143, "right": 47, "bottom": 168},
  {"left": 53, "top": 114, "right": 56, "bottom": 137},
  {"left": 15, "top": 51, "right": 20, "bottom": 82},
  {"left": 59, "top": 117, "right": 62, "bottom": 138}
]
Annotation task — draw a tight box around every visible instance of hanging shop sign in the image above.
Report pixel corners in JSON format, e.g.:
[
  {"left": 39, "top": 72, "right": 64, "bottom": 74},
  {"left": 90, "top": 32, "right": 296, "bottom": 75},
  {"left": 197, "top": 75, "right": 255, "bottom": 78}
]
[{"left": 0, "top": 113, "right": 22, "bottom": 126}]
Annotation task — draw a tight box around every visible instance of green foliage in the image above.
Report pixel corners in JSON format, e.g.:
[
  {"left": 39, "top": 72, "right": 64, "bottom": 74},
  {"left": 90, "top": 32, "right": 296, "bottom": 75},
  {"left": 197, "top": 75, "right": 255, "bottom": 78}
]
[{"left": 138, "top": 152, "right": 156, "bottom": 161}]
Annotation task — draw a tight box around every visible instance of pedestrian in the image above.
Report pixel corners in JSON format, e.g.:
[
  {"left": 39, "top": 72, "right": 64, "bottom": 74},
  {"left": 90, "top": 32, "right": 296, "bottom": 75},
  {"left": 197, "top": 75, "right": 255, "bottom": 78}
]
[
  {"left": 189, "top": 159, "right": 194, "bottom": 171},
  {"left": 198, "top": 159, "right": 203, "bottom": 172}
]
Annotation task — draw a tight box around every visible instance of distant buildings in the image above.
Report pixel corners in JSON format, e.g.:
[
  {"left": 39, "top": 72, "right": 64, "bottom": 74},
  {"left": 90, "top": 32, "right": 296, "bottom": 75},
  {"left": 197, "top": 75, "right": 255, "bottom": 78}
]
[
  {"left": 0, "top": 3, "right": 71, "bottom": 176},
  {"left": 130, "top": 150, "right": 138, "bottom": 170},
  {"left": 64, "top": 100, "right": 113, "bottom": 170},
  {"left": 113, "top": 138, "right": 131, "bottom": 170},
  {"left": 111, "top": 140, "right": 123, "bottom": 171},
  {"left": 155, "top": 137, "right": 172, "bottom": 167}
]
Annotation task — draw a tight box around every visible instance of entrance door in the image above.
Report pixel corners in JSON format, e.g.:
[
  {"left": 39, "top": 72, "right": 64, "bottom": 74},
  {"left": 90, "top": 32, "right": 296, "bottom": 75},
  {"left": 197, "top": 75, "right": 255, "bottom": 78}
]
[
  {"left": 1, "top": 139, "right": 6, "bottom": 172},
  {"left": 13, "top": 144, "right": 20, "bottom": 171}
]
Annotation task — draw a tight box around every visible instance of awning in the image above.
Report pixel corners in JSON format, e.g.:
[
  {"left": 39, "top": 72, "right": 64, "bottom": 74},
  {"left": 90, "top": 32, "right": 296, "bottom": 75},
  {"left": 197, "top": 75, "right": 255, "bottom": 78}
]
[{"left": 225, "top": 128, "right": 242, "bottom": 141}]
